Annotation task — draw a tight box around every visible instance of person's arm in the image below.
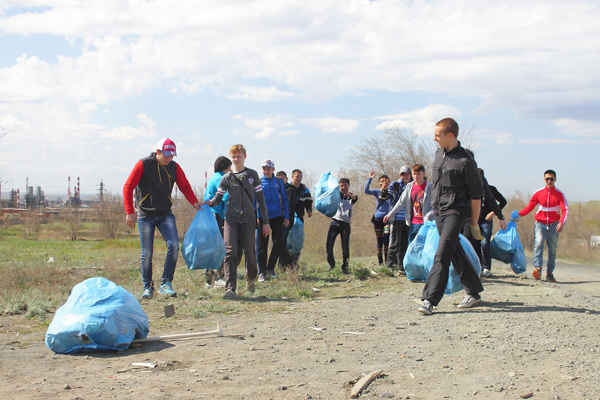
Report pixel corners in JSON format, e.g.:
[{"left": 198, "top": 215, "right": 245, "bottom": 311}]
[
  {"left": 207, "top": 177, "right": 228, "bottom": 207},
  {"left": 176, "top": 165, "right": 201, "bottom": 209},
  {"left": 304, "top": 186, "right": 313, "bottom": 217},
  {"left": 384, "top": 185, "right": 408, "bottom": 223},
  {"left": 279, "top": 179, "right": 290, "bottom": 225},
  {"left": 491, "top": 186, "right": 507, "bottom": 210},
  {"left": 364, "top": 177, "right": 378, "bottom": 196},
  {"left": 518, "top": 193, "right": 539, "bottom": 217},
  {"left": 254, "top": 181, "right": 271, "bottom": 237},
  {"left": 123, "top": 160, "right": 144, "bottom": 228},
  {"left": 557, "top": 191, "right": 569, "bottom": 232},
  {"left": 482, "top": 177, "right": 504, "bottom": 220}
]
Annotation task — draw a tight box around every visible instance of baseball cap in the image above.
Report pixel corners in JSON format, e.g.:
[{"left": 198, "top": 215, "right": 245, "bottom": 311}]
[
  {"left": 261, "top": 159, "right": 275, "bottom": 169},
  {"left": 156, "top": 138, "right": 177, "bottom": 157},
  {"left": 399, "top": 166, "right": 411, "bottom": 175}
]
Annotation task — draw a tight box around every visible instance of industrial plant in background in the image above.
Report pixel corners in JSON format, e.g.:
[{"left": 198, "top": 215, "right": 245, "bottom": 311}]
[{"left": 0, "top": 176, "right": 84, "bottom": 209}]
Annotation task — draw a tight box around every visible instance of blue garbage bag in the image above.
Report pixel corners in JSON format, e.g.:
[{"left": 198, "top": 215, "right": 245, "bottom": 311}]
[
  {"left": 314, "top": 172, "right": 341, "bottom": 218},
  {"left": 403, "top": 220, "right": 482, "bottom": 295},
  {"left": 287, "top": 216, "right": 305, "bottom": 256},
  {"left": 182, "top": 205, "right": 226, "bottom": 270},
  {"left": 490, "top": 210, "right": 527, "bottom": 274},
  {"left": 45, "top": 277, "right": 149, "bottom": 354}
]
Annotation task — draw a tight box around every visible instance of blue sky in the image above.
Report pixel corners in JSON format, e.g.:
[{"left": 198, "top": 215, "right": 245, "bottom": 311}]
[{"left": 1, "top": 0, "right": 599, "bottom": 202}]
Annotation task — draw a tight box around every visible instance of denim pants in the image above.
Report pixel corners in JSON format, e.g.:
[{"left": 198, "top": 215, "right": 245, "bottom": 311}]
[
  {"left": 422, "top": 213, "right": 484, "bottom": 306},
  {"left": 408, "top": 222, "right": 424, "bottom": 243},
  {"left": 479, "top": 220, "right": 494, "bottom": 269},
  {"left": 533, "top": 221, "right": 560, "bottom": 273},
  {"left": 137, "top": 211, "right": 179, "bottom": 290}
]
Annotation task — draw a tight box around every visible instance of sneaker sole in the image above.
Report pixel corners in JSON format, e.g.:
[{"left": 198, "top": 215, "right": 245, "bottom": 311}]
[
  {"left": 532, "top": 269, "right": 541, "bottom": 280},
  {"left": 418, "top": 307, "right": 432, "bottom": 315}
]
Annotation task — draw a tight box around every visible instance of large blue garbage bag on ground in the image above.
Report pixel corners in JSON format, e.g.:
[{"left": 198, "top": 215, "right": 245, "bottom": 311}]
[
  {"left": 314, "top": 172, "right": 340, "bottom": 218},
  {"left": 45, "top": 277, "right": 149, "bottom": 354},
  {"left": 287, "top": 216, "right": 305, "bottom": 256},
  {"left": 182, "top": 205, "right": 226, "bottom": 270},
  {"left": 490, "top": 210, "right": 527, "bottom": 274},
  {"left": 403, "top": 220, "right": 482, "bottom": 295}
]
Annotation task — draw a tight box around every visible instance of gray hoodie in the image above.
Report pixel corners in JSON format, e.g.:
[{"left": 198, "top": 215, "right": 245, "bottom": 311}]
[{"left": 210, "top": 168, "right": 269, "bottom": 225}]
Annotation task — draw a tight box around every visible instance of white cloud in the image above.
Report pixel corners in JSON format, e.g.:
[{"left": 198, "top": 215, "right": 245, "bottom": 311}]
[
  {"left": 375, "top": 105, "right": 462, "bottom": 136},
  {"left": 552, "top": 118, "right": 600, "bottom": 137},
  {"left": 0, "top": 0, "right": 597, "bottom": 119},
  {"left": 301, "top": 117, "right": 359, "bottom": 134},
  {"left": 227, "top": 86, "right": 296, "bottom": 102}
]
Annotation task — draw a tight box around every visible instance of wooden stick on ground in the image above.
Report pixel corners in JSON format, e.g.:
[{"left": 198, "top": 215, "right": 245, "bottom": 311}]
[
  {"left": 132, "top": 325, "right": 223, "bottom": 343},
  {"left": 350, "top": 369, "right": 383, "bottom": 398}
]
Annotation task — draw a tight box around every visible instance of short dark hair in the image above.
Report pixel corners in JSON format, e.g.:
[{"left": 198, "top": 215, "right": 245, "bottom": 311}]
[
  {"left": 436, "top": 118, "right": 459, "bottom": 138},
  {"left": 292, "top": 169, "right": 303, "bottom": 176},
  {"left": 276, "top": 171, "right": 287, "bottom": 178},
  {"left": 544, "top": 169, "right": 556, "bottom": 178},
  {"left": 412, "top": 164, "right": 425, "bottom": 173},
  {"left": 214, "top": 156, "right": 232, "bottom": 173},
  {"left": 339, "top": 178, "right": 350, "bottom": 185},
  {"left": 378, "top": 174, "right": 390, "bottom": 181}
]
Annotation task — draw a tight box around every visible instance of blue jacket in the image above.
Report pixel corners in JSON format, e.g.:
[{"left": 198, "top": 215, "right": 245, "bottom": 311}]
[
  {"left": 257, "top": 175, "right": 289, "bottom": 220},
  {"left": 364, "top": 178, "right": 396, "bottom": 219},
  {"left": 204, "top": 172, "right": 229, "bottom": 219},
  {"left": 389, "top": 179, "right": 410, "bottom": 221}
]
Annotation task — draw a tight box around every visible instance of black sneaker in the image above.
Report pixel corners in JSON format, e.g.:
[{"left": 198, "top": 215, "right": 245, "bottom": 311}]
[
  {"left": 341, "top": 268, "right": 349, "bottom": 275},
  {"left": 546, "top": 273, "right": 556, "bottom": 282}
]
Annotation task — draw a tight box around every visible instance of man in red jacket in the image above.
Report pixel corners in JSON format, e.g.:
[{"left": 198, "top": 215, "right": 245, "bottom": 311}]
[
  {"left": 123, "top": 138, "right": 202, "bottom": 299},
  {"left": 517, "top": 170, "right": 569, "bottom": 282}
]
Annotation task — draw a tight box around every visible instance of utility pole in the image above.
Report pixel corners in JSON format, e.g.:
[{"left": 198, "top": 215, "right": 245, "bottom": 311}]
[{"left": 99, "top": 179, "right": 104, "bottom": 202}]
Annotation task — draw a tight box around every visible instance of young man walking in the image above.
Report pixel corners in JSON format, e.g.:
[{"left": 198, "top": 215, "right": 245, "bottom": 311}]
[
  {"left": 419, "top": 118, "right": 485, "bottom": 315},
  {"left": 516, "top": 170, "right": 568, "bottom": 282},
  {"left": 206, "top": 144, "right": 271, "bottom": 299},
  {"left": 123, "top": 138, "right": 202, "bottom": 299},
  {"left": 326, "top": 178, "right": 358, "bottom": 274}
]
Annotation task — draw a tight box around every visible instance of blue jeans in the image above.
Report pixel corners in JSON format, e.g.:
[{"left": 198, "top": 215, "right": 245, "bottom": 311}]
[
  {"left": 533, "top": 221, "right": 560, "bottom": 274},
  {"left": 479, "top": 220, "right": 494, "bottom": 269},
  {"left": 408, "top": 223, "right": 423, "bottom": 243},
  {"left": 137, "top": 211, "right": 179, "bottom": 289}
]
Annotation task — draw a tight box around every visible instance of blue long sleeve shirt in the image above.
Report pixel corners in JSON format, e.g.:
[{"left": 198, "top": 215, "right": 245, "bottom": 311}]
[
  {"left": 257, "top": 175, "right": 289, "bottom": 220},
  {"left": 204, "top": 172, "right": 229, "bottom": 219},
  {"left": 364, "top": 177, "right": 396, "bottom": 219}
]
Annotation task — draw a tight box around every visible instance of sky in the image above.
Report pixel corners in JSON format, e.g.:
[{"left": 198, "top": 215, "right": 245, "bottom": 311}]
[{"left": 1, "top": 0, "right": 599, "bottom": 203}]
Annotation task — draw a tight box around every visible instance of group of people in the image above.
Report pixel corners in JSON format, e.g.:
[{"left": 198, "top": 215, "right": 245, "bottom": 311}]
[
  {"left": 124, "top": 142, "right": 313, "bottom": 300},
  {"left": 123, "top": 118, "right": 569, "bottom": 314}
]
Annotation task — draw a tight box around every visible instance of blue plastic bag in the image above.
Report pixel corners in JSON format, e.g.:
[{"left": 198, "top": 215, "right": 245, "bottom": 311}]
[
  {"left": 490, "top": 210, "right": 527, "bottom": 274},
  {"left": 314, "top": 172, "right": 341, "bottom": 217},
  {"left": 403, "top": 220, "right": 482, "bottom": 295},
  {"left": 45, "top": 277, "right": 149, "bottom": 354},
  {"left": 182, "top": 205, "right": 226, "bottom": 270},
  {"left": 287, "top": 216, "right": 305, "bottom": 256}
]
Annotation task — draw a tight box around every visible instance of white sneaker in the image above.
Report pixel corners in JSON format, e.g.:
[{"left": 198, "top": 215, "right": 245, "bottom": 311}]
[
  {"left": 482, "top": 269, "right": 492, "bottom": 277},
  {"left": 457, "top": 295, "right": 482, "bottom": 309},
  {"left": 214, "top": 279, "right": 226, "bottom": 288}
]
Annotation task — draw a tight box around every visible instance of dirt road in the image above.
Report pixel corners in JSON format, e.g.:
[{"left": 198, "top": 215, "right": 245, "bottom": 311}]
[{"left": 1, "top": 260, "right": 599, "bottom": 400}]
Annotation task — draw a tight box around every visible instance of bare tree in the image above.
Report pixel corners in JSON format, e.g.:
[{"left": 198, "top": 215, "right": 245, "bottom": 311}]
[
  {"left": 61, "top": 207, "right": 81, "bottom": 241},
  {"left": 95, "top": 193, "right": 123, "bottom": 239},
  {"left": 346, "top": 121, "right": 477, "bottom": 179}
]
